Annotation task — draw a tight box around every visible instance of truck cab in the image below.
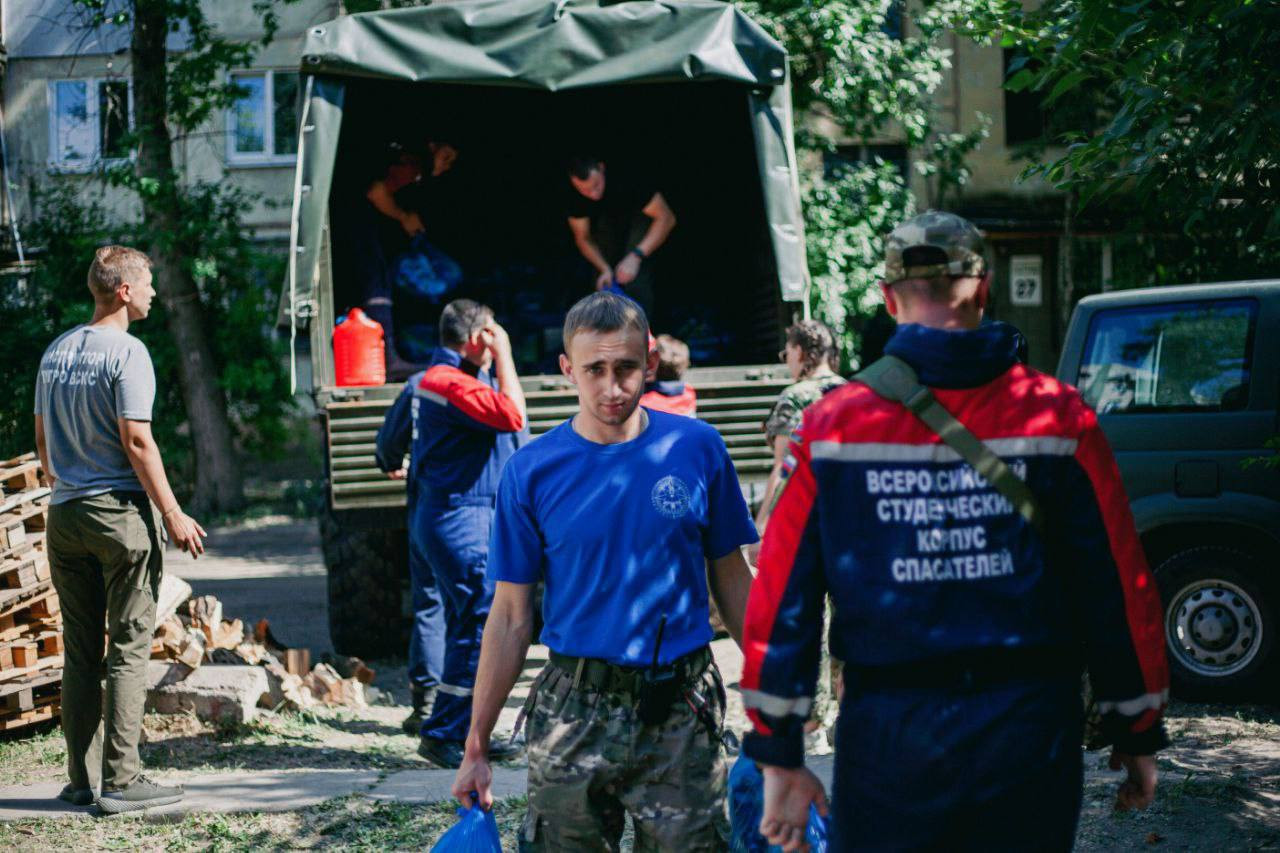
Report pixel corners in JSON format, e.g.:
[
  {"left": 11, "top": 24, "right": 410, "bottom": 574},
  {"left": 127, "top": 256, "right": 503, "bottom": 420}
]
[
  {"left": 283, "top": 1, "right": 808, "bottom": 656},
  {"left": 1056, "top": 280, "right": 1280, "bottom": 697}
]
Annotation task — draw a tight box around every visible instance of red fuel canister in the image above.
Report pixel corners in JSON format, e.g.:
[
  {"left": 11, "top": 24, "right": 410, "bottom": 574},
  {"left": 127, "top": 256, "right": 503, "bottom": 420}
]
[{"left": 333, "top": 307, "right": 386, "bottom": 387}]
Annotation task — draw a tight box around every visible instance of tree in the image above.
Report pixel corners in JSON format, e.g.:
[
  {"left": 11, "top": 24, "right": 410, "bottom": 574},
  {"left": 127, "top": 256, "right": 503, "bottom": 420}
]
[
  {"left": 70, "top": 0, "right": 291, "bottom": 513},
  {"left": 739, "top": 0, "right": 1000, "bottom": 361},
  {"left": 1002, "top": 0, "right": 1280, "bottom": 284}
]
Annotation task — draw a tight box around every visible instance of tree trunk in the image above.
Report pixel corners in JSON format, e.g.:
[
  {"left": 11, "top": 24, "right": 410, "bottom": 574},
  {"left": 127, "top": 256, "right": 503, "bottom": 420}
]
[{"left": 132, "top": 0, "right": 244, "bottom": 513}]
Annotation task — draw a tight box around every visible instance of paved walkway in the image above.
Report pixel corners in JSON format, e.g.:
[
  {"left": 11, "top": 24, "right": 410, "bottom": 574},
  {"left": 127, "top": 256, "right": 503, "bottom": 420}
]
[{"left": 0, "top": 759, "right": 837, "bottom": 820}]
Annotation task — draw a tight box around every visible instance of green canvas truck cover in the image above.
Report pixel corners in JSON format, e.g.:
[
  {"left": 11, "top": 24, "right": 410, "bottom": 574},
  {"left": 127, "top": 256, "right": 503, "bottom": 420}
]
[{"left": 283, "top": 0, "right": 807, "bottom": 346}]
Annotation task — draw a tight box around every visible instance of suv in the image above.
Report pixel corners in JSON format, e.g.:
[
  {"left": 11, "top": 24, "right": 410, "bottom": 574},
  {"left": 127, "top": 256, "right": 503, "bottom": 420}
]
[{"left": 1056, "top": 280, "right": 1280, "bottom": 698}]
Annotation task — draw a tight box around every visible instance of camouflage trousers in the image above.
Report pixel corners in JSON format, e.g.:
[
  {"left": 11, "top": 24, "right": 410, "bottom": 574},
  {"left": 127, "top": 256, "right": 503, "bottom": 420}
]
[{"left": 519, "top": 657, "right": 730, "bottom": 852}]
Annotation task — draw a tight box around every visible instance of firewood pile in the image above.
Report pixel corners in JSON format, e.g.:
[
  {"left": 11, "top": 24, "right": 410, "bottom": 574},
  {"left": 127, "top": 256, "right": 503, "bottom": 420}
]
[
  {"left": 150, "top": 578, "right": 375, "bottom": 712},
  {"left": 0, "top": 453, "right": 62, "bottom": 733}
]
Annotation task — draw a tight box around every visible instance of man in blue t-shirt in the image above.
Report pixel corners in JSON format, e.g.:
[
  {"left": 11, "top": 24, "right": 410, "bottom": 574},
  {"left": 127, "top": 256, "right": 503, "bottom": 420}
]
[{"left": 451, "top": 293, "right": 757, "bottom": 849}]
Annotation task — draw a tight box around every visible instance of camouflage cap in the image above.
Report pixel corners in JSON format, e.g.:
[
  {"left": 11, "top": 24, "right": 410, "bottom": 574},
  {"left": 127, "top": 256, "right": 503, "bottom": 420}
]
[{"left": 883, "top": 210, "right": 987, "bottom": 284}]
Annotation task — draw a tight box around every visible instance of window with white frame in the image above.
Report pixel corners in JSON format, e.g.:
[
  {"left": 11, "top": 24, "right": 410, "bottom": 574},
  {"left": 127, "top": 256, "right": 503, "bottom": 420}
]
[
  {"left": 227, "top": 70, "right": 299, "bottom": 165},
  {"left": 48, "top": 78, "right": 133, "bottom": 170}
]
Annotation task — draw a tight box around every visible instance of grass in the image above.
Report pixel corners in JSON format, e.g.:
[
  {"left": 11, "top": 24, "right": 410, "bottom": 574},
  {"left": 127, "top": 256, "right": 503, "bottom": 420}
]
[
  {"left": 0, "top": 796, "right": 531, "bottom": 851},
  {"left": 0, "top": 708, "right": 423, "bottom": 788}
]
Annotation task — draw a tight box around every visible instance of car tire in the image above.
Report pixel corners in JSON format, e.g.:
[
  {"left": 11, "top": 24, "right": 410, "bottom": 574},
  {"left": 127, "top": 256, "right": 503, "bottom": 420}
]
[
  {"left": 1156, "top": 546, "right": 1276, "bottom": 700},
  {"left": 320, "top": 499, "right": 411, "bottom": 660}
]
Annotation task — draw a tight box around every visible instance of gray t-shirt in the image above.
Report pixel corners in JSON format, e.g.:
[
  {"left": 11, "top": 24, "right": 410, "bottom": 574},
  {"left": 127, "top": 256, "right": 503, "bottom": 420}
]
[{"left": 33, "top": 325, "right": 156, "bottom": 504}]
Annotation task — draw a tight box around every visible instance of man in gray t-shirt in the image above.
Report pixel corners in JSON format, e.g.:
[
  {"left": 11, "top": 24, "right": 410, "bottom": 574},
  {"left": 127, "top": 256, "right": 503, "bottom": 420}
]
[
  {"left": 34, "top": 325, "right": 157, "bottom": 503},
  {"left": 34, "top": 246, "right": 205, "bottom": 814}
]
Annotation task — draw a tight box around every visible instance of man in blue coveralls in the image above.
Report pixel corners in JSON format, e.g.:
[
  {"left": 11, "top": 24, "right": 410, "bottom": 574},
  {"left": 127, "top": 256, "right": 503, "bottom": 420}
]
[
  {"left": 452, "top": 292, "right": 759, "bottom": 849},
  {"left": 375, "top": 371, "right": 446, "bottom": 735},
  {"left": 395, "top": 298, "right": 529, "bottom": 767}
]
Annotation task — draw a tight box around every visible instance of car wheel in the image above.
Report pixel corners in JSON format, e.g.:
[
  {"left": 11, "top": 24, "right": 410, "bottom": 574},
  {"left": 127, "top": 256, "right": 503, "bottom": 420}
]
[{"left": 1156, "top": 546, "right": 1276, "bottom": 700}]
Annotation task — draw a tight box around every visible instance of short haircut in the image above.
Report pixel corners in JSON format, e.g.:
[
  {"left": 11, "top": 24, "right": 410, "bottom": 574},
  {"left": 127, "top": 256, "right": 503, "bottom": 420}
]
[
  {"left": 87, "top": 245, "right": 151, "bottom": 301},
  {"left": 567, "top": 153, "right": 603, "bottom": 181},
  {"left": 654, "top": 334, "right": 690, "bottom": 381},
  {"left": 889, "top": 274, "right": 984, "bottom": 304},
  {"left": 785, "top": 319, "right": 840, "bottom": 376},
  {"left": 439, "top": 298, "right": 493, "bottom": 348},
  {"left": 562, "top": 292, "right": 648, "bottom": 352}
]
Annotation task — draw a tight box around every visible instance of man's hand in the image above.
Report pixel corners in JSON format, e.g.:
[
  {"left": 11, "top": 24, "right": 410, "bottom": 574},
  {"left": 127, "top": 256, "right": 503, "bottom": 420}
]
[
  {"left": 452, "top": 749, "right": 495, "bottom": 810},
  {"left": 761, "top": 765, "right": 828, "bottom": 853},
  {"left": 595, "top": 269, "right": 614, "bottom": 291},
  {"left": 484, "top": 321, "right": 514, "bottom": 363},
  {"left": 614, "top": 253, "right": 641, "bottom": 285},
  {"left": 163, "top": 508, "right": 207, "bottom": 558},
  {"left": 387, "top": 466, "right": 408, "bottom": 480},
  {"left": 1110, "top": 751, "right": 1158, "bottom": 811},
  {"left": 400, "top": 211, "right": 425, "bottom": 236}
]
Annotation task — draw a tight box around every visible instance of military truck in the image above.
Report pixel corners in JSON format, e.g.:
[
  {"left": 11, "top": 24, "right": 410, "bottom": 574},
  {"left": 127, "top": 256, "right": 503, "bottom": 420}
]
[
  {"left": 1056, "top": 280, "right": 1280, "bottom": 698},
  {"left": 282, "top": 1, "right": 809, "bottom": 657}
]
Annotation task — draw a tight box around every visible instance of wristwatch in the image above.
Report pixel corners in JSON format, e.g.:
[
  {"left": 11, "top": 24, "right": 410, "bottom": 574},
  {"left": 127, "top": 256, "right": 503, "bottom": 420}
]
[{"left": 630, "top": 246, "right": 647, "bottom": 261}]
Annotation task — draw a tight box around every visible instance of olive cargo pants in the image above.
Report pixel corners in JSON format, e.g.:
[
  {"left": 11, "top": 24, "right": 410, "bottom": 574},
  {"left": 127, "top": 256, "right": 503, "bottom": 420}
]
[{"left": 47, "top": 491, "right": 163, "bottom": 792}]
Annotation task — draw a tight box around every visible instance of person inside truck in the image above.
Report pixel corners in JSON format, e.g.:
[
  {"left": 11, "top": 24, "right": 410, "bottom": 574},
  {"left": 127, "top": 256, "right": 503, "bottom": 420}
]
[
  {"left": 639, "top": 333, "right": 697, "bottom": 416},
  {"left": 344, "top": 135, "right": 462, "bottom": 380},
  {"left": 566, "top": 154, "right": 677, "bottom": 318}
]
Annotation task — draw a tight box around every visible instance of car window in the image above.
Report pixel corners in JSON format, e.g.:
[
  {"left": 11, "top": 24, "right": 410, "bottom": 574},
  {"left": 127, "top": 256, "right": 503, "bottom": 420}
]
[{"left": 1078, "top": 298, "right": 1256, "bottom": 414}]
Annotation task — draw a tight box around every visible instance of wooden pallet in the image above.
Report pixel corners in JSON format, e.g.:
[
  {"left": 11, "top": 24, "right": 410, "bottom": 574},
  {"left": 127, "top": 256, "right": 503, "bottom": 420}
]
[
  {"left": 0, "top": 696, "right": 61, "bottom": 731},
  {"left": 0, "top": 485, "right": 52, "bottom": 517},
  {"left": 0, "top": 544, "right": 49, "bottom": 591},
  {"left": 0, "top": 653, "right": 62, "bottom": 685},
  {"left": 0, "top": 461, "right": 42, "bottom": 496},
  {"left": 0, "top": 583, "right": 58, "bottom": 642},
  {"left": 0, "top": 501, "right": 48, "bottom": 557},
  {"left": 0, "top": 667, "right": 61, "bottom": 713}
]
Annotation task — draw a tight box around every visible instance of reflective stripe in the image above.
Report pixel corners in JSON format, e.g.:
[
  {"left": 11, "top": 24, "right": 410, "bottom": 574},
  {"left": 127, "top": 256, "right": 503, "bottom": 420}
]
[
  {"left": 1096, "top": 689, "right": 1168, "bottom": 716},
  {"left": 740, "top": 687, "right": 812, "bottom": 718},
  {"left": 436, "top": 682, "right": 474, "bottom": 698},
  {"left": 413, "top": 387, "right": 448, "bottom": 407},
  {"left": 810, "top": 436, "right": 1078, "bottom": 463}
]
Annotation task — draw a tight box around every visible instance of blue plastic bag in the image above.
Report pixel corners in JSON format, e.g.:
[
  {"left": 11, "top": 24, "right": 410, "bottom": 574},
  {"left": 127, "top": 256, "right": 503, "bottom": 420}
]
[
  {"left": 429, "top": 800, "right": 502, "bottom": 853},
  {"left": 728, "top": 754, "right": 829, "bottom": 853},
  {"left": 395, "top": 234, "right": 463, "bottom": 304}
]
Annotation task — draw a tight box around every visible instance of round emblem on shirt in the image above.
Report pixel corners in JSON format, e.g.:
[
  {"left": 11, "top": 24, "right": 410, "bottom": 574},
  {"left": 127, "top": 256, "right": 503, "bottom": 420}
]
[{"left": 651, "top": 475, "right": 692, "bottom": 519}]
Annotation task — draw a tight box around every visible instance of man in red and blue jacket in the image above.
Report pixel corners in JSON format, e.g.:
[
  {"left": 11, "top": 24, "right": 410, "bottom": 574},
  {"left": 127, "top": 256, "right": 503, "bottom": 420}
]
[
  {"left": 400, "top": 299, "right": 529, "bottom": 768},
  {"left": 742, "top": 212, "right": 1168, "bottom": 851}
]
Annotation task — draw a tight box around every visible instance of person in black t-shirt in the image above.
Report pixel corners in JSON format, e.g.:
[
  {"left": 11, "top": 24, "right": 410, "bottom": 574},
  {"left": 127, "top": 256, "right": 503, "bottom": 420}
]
[
  {"left": 335, "top": 138, "right": 461, "bottom": 379},
  {"left": 566, "top": 154, "right": 677, "bottom": 317}
]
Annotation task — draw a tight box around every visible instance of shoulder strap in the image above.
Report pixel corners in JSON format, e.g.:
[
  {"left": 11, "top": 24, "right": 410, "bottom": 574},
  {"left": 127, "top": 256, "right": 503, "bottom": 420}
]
[{"left": 854, "top": 355, "right": 1045, "bottom": 537}]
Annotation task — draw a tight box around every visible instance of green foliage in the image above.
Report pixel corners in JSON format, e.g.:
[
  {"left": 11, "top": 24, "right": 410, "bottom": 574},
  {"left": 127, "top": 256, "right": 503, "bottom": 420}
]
[
  {"left": 2, "top": 185, "right": 295, "bottom": 494},
  {"left": 739, "top": 0, "right": 998, "bottom": 361},
  {"left": 0, "top": 185, "right": 103, "bottom": 456},
  {"left": 1001, "top": 0, "right": 1280, "bottom": 283},
  {"left": 802, "top": 160, "right": 915, "bottom": 362}
]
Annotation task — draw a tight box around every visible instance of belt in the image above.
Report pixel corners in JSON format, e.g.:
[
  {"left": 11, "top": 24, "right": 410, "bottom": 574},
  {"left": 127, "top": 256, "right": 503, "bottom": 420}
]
[
  {"left": 849, "top": 645, "right": 1081, "bottom": 691},
  {"left": 548, "top": 646, "right": 712, "bottom": 699}
]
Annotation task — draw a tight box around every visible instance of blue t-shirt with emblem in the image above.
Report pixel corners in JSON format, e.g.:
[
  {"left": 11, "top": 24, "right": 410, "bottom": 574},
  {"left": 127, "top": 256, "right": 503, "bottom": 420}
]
[{"left": 488, "top": 409, "right": 758, "bottom": 666}]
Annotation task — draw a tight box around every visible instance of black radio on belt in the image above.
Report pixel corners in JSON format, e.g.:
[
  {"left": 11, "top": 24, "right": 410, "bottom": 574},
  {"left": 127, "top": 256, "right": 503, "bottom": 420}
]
[{"left": 637, "top": 615, "right": 682, "bottom": 727}]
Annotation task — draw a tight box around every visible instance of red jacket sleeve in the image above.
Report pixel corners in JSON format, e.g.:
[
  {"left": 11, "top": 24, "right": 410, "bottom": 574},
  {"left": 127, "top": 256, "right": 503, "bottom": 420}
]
[
  {"left": 420, "top": 367, "right": 524, "bottom": 433},
  {"left": 1064, "top": 413, "right": 1169, "bottom": 753}
]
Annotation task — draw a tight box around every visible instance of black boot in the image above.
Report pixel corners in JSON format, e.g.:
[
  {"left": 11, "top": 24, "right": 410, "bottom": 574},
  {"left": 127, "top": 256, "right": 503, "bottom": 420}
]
[{"left": 401, "top": 686, "right": 436, "bottom": 736}]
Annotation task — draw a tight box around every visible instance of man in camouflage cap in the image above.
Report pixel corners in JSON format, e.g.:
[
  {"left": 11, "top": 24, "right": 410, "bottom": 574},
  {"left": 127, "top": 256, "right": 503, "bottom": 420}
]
[
  {"left": 882, "top": 209, "right": 988, "bottom": 284},
  {"left": 742, "top": 209, "right": 1167, "bottom": 849}
]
